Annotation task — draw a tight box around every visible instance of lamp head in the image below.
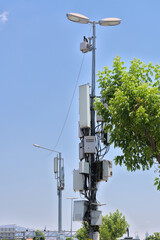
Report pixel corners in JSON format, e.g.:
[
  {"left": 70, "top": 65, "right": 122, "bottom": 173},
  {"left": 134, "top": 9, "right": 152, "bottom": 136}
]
[
  {"left": 66, "top": 13, "right": 89, "bottom": 24},
  {"left": 33, "top": 144, "right": 40, "bottom": 148},
  {"left": 99, "top": 17, "right": 121, "bottom": 26}
]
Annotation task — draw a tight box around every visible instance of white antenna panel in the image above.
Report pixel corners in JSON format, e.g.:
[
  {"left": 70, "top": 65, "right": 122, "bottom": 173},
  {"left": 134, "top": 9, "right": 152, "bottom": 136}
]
[
  {"left": 54, "top": 157, "right": 58, "bottom": 173},
  {"left": 79, "top": 84, "right": 90, "bottom": 129}
]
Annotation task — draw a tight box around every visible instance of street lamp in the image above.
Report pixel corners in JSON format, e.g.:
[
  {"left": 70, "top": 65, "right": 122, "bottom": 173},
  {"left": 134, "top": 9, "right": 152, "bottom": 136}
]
[
  {"left": 66, "top": 13, "right": 89, "bottom": 24},
  {"left": 33, "top": 144, "right": 64, "bottom": 239},
  {"left": 66, "top": 13, "right": 121, "bottom": 136},
  {"left": 33, "top": 144, "right": 60, "bottom": 154},
  {"left": 66, "top": 13, "right": 121, "bottom": 25},
  {"left": 67, "top": 13, "right": 121, "bottom": 240},
  {"left": 66, "top": 197, "right": 78, "bottom": 239}
]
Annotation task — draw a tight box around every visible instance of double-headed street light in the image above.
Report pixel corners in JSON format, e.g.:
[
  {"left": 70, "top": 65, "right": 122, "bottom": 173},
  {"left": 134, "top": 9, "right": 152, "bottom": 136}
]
[
  {"left": 66, "top": 13, "right": 121, "bottom": 26},
  {"left": 66, "top": 13, "right": 121, "bottom": 136},
  {"left": 67, "top": 13, "right": 121, "bottom": 240},
  {"left": 33, "top": 144, "right": 64, "bottom": 239}
]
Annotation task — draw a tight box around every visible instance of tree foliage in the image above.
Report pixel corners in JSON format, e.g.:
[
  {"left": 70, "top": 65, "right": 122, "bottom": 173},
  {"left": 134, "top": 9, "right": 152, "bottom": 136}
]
[
  {"left": 100, "top": 210, "right": 129, "bottom": 240},
  {"left": 75, "top": 210, "right": 129, "bottom": 240},
  {"left": 146, "top": 233, "right": 160, "bottom": 240},
  {"left": 95, "top": 56, "right": 160, "bottom": 189},
  {"left": 75, "top": 222, "right": 89, "bottom": 240},
  {"left": 33, "top": 230, "right": 45, "bottom": 240}
]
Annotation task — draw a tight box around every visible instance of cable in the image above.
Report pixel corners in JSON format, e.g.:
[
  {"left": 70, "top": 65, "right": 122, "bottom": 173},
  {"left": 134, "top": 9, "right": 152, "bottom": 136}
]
[
  {"left": 53, "top": 54, "right": 85, "bottom": 150},
  {"left": 53, "top": 24, "right": 92, "bottom": 150}
]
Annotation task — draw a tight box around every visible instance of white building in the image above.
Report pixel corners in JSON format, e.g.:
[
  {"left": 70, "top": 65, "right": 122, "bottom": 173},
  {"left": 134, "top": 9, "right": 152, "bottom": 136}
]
[{"left": 0, "top": 225, "right": 16, "bottom": 239}]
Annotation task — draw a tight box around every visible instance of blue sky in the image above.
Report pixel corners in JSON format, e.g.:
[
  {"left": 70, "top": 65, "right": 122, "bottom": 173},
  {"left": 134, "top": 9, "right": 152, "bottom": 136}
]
[{"left": 0, "top": 0, "right": 160, "bottom": 239}]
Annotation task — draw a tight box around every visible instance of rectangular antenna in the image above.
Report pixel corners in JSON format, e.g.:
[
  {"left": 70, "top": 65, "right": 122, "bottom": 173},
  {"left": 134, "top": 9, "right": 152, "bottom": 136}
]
[
  {"left": 79, "top": 84, "right": 90, "bottom": 129},
  {"left": 54, "top": 157, "right": 58, "bottom": 173}
]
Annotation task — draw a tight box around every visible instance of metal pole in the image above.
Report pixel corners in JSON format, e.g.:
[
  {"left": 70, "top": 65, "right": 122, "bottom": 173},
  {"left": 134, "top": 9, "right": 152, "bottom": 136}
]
[
  {"left": 23, "top": 231, "right": 25, "bottom": 240},
  {"left": 58, "top": 152, "right": 62, "bottom": 234},
  {"left": 89, "top": 21, "right": 98, "bottom": 240},
  {"left": 66, "top": 197, "right": 77, "bottom": 239},
  {"left": 71, "top": 199, "right": 73, "bottom": 239},
  {"left": 33, "top": 144, "right": 64, "bottom": 239},
  {"left": 91, "top": 21, "right": 96, "bottom": 136}
]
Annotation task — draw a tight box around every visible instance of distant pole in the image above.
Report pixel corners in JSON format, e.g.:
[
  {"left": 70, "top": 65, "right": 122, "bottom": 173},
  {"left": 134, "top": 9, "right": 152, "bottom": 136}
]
[
  {"left": 58, "top": 152, "right": 62, "bottom": 234},
  {"left": 33, "top": 144, "right": 64, "bottom": 238},
  {"left": 66, "top": 197, "right": 78, "bottom": 239},
  {"left": 70, "top": 198, "right": 73, "bottom": 239},
  {"left": 23, "top": 231, "right": 25, "bottom": 240}
]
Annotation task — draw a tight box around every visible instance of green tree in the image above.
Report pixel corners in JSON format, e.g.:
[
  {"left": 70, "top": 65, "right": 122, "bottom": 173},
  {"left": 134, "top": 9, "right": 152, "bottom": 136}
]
[
  {"left": 66, "top": 237, "right": 74, "bottom": 240},
  {"left": 75, "top": 210, "right": 129, "bottom": 240},
  {"left": 33, "top": 230, "right": 45, "bottom": 240},
  {"left": 146, "top": 233, "right": 160, "bottom": 240},
  {"left": 100, "top": 210, "right": 129, "bottom": 240},
  {"left": 75, "top": 222, "right": 89, "bottom": 240},
  {"left": 95, "top": 56, "right": 160, "bottom": 190}
]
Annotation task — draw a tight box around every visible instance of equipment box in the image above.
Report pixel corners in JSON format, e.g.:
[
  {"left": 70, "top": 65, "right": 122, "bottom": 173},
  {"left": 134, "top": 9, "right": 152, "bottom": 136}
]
[{"left": 73, "top": 200, "right": 89, "bottom": 222}]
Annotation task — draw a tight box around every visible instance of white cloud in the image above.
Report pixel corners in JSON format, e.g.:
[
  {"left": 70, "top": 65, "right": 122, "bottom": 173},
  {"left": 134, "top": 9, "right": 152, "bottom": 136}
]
[{"left": 0, "top": 11, "right": 9, "bottom": 23}]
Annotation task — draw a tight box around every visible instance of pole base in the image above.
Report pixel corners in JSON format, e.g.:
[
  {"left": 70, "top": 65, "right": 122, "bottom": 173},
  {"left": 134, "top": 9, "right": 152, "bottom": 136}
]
[{"left": 93, "top": 232, "right": 100, "bottom": 240}]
